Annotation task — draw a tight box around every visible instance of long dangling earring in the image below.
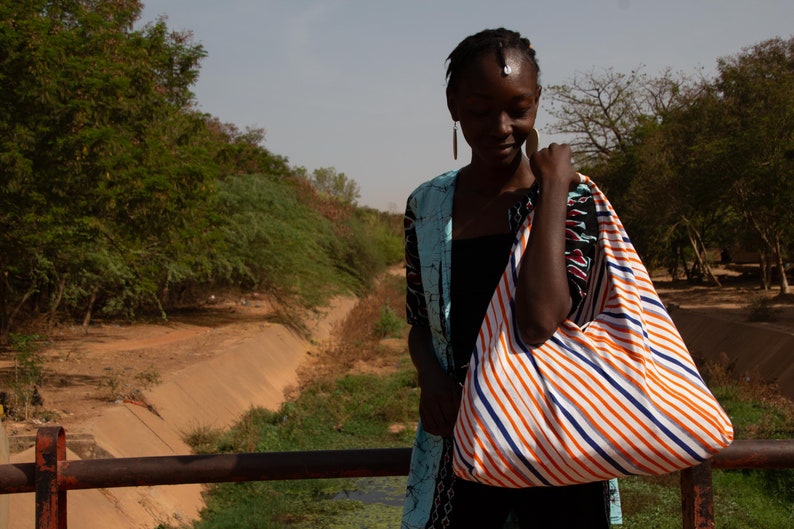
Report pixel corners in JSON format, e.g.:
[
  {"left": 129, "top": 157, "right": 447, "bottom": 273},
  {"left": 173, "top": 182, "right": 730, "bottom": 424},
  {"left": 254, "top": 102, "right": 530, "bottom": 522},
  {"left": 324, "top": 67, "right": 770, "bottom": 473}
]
[
  {"left": 453, "top": 122, "right": 458, "bottom": 160},
  {"left": 525, "top": 128, "right": 539, "bottom": 156}
]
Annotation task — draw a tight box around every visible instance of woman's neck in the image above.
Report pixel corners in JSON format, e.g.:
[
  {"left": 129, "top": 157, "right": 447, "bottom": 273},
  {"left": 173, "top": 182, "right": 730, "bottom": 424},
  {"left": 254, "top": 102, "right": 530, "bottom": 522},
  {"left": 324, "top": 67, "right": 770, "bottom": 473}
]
[{"left": 460, "top": 155, "right": 534, "bottom": 197}]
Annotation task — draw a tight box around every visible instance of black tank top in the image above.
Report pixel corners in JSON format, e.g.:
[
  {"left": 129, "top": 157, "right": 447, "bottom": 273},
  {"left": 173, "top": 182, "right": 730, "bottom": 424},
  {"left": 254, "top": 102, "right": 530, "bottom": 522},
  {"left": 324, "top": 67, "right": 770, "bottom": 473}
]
[{"left": 450, "top": 232, "right": 515, "bottom": 383}]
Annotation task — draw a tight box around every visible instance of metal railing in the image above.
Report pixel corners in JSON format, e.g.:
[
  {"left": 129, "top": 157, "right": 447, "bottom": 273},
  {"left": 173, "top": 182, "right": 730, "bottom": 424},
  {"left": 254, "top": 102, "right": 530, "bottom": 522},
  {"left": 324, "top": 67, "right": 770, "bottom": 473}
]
[{"left": 0, "top": 426, "right": 792, "bottom": 529}]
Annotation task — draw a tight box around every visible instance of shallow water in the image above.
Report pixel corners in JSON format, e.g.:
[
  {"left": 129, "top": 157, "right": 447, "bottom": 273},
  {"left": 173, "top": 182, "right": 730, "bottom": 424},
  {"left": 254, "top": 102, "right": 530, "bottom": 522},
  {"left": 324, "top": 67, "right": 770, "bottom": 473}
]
[{"left": 330, "top": 476, "right": 405, "bottom": 528}]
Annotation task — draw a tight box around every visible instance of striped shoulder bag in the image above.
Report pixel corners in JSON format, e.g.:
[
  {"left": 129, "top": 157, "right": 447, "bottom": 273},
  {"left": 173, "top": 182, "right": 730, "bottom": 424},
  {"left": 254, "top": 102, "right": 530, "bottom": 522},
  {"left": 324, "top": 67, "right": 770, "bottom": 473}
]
[{"left": 452, "top": 177, "right": 734, "bottom": 487}]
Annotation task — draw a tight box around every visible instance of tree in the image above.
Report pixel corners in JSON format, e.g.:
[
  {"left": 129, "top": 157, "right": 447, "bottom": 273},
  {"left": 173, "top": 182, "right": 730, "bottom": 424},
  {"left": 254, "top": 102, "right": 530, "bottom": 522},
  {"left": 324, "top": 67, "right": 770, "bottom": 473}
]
[
  {"left": 545, "top": 66, "right": 704, "bottom": 166},
  {"left": 715, "top": 37, "right": 794, "bottom": 294},
  {"left": 545, "top": 66, "right": 727, "bottom": 278},
  {"left": 308, "top": 166, "right": 360, "bottom": 205},
  {"left": 203, "top": 118, "right": 292, "bottom": 178},
  {"left": 644, "top": 93, "right": 739, "bottom": 285},
  {"left": 0, "top": 0, "right": 212, "bottom": 338}
]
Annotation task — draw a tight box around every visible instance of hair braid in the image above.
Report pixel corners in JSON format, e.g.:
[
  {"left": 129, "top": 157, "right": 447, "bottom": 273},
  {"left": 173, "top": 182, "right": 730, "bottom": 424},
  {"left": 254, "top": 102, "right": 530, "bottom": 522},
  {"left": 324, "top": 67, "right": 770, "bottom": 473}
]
[{"left": 445, "top": 28, "right": 539, "bottom": 91}]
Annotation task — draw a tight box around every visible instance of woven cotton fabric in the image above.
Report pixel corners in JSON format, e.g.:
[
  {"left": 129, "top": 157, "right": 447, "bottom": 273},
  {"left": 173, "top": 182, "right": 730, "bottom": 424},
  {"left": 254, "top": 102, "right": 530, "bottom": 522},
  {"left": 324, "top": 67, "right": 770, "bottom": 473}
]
[{"left": 453, "top": 176, "right": 734, "bottom": 488}]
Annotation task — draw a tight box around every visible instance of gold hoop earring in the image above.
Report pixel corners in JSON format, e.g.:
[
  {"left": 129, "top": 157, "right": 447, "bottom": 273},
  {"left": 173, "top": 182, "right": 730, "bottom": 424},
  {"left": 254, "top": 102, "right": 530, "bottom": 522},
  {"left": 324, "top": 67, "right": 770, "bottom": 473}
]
[
  {"left": 526, "top": 128, "right": 539, "bottom": 156},
  {"left": 453, "top": 122, "right": 458, "bottom": 160}
]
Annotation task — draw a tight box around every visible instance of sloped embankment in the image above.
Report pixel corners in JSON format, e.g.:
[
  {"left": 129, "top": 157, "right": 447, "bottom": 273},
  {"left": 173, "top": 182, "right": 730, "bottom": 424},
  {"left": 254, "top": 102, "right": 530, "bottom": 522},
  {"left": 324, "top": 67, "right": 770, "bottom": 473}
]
[
  {"left": 671, "top": 309, "right": 794, "bottom": 400},
  {"left": 7, "top": 297, "right": 356, "bottom": 529}
]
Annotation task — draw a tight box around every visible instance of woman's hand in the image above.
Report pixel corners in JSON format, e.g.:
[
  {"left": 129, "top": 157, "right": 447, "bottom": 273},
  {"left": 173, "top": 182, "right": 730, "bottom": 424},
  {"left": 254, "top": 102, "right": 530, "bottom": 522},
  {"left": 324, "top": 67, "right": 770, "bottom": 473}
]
[
  {"left": 418, "top": 367, "right": 462, "bottom": 437},
  {"left": 529, "top": 143, "right": 580, "bottom": 191},
  {"left": 409, "top": 325, "right": 462, "bottom": 437}
]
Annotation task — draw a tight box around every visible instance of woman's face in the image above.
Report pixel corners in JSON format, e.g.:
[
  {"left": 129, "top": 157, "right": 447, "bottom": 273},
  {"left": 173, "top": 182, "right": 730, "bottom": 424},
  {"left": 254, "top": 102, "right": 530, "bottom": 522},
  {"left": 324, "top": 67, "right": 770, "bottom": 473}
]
[{"left": 448, "top": 49, "right": 540, "bottom": 170}]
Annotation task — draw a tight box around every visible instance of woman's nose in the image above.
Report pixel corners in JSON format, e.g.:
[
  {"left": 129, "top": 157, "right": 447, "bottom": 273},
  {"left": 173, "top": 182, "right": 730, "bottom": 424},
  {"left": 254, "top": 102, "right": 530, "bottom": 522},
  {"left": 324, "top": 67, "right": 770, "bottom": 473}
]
[{"left": 492, "top": 111, "right": 511, "bottom": 136}]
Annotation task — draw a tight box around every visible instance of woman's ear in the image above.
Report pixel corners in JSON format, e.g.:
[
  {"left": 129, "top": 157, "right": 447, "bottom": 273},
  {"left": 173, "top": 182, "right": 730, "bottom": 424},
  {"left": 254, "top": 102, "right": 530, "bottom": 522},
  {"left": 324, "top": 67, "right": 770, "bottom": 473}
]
[{"left": 446, "top": 91, "right": 459, "bottom": 122}]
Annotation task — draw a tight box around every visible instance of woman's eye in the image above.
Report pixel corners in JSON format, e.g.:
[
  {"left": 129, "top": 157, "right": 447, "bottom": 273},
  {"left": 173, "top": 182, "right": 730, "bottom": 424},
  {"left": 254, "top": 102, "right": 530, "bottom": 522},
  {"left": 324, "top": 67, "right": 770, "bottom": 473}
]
[{"left": 510, "top": 108, "right": 531, "bottom": 118}]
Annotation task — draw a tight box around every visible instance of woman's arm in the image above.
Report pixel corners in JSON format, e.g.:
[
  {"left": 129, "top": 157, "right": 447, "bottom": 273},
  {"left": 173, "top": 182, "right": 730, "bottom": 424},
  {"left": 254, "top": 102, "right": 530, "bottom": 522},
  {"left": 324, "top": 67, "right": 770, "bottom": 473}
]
[
  {"left": 514, "top": 143, "right": 581, "bottom": 345},
  {"left": 404, "top": 196, "right": 461, "bottom": 437}
]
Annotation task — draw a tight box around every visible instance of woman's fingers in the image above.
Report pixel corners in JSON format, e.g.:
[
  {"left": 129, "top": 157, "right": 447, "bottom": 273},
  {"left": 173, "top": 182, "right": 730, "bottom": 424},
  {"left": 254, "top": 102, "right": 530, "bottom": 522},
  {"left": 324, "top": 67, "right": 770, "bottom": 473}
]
[{"left": 530, "top": 142, "right": 579, "bottom": 188}]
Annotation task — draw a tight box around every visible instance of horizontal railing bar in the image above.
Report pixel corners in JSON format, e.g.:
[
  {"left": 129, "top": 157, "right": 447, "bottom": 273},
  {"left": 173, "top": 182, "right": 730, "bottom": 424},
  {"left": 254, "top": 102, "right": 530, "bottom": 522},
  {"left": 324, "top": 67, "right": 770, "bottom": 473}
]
[
  {"left": 1, "top": 439, "right": 793, "bottom": 496},
  {"left": 709, "top": 439, "right": 794, "bottom": 469},
  {"left": 0, "top": 447, "right": 412, "bottom": 494},
  {"left": 0, "top": 461, "right": 36, "bottom": 494}
]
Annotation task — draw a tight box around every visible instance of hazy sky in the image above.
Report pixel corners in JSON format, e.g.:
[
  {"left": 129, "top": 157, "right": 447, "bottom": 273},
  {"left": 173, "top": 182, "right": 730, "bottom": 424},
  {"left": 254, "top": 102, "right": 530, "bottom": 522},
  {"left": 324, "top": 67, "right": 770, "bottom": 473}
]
[{"left": 138, "top": 0, "right": 794, "bottom": 212}]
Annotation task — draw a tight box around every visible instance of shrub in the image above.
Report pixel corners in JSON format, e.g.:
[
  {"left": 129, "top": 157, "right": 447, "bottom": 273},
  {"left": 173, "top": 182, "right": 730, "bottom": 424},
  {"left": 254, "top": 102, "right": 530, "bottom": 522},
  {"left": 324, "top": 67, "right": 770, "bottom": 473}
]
[
  {"left": 9, "top": 333, "right": 46, "bottom": 419},
  {"left": 373, "top": 305, "right": 404, "bottom": 339},
  {"left": 746, "top": 293, "right": 775, "bottom": 321}
]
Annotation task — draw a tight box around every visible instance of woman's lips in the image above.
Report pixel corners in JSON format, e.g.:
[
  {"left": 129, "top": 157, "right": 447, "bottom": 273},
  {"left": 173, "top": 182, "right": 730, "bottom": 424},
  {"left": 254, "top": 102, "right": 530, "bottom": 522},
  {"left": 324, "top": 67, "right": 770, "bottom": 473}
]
[{"left": 490, "top": 143, "right": 515, "bottom": 155}]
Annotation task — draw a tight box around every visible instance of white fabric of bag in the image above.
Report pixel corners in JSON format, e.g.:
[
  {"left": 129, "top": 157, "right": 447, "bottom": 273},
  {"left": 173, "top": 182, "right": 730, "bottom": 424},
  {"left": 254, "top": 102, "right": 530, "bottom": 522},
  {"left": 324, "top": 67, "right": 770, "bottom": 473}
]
[{"left": 452, "top": 177, "right": 734, "bottom": 487}]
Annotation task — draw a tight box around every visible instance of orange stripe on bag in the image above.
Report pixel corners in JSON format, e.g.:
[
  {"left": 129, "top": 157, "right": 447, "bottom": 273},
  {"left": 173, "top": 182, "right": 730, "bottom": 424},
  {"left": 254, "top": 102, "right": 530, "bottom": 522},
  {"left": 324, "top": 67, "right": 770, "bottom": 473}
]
[{"left": 490, "top": 336, "right": 587, "bottom": 484}]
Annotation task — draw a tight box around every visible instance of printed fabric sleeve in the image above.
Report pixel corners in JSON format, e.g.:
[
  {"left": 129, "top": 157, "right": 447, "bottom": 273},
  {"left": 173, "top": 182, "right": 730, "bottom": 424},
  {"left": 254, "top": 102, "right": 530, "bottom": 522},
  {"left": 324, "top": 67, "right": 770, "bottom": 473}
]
[
  {"left": 565, "top": 188, "right": 598, "bottom": 313},
  {"left": 404, "top": 199, "right": 429, "bottom": 327}
]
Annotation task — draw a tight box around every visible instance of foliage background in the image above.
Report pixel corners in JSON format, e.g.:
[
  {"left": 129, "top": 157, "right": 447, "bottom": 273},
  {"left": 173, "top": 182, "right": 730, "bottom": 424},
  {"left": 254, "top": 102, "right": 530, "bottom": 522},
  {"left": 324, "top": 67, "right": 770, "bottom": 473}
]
[
  {"left": 547, "top": 37, "right": 794, "bottom": 293},
  {"left": 0, "top": 1, "right": 403, "bottom": 343}
]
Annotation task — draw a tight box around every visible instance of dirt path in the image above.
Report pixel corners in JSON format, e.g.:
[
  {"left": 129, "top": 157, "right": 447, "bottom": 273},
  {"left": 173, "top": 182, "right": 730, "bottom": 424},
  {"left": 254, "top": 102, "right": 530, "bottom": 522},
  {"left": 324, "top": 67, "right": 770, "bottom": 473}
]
[
  {"left": 2, "top": 294, "right": 359, "bottom": 529},
  {"left": 652, "top": 275, "right": 794, "bottom": 334}
]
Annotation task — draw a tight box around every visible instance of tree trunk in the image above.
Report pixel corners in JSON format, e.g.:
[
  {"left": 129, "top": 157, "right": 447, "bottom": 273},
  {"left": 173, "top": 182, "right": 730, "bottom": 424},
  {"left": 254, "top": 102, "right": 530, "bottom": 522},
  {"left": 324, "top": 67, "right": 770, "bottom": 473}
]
[
  {"left": 47, "top": 277, "right": 67, "bottom": 331},
  {"left": 685, "top": 225, "right": 721, "bottom": 286},
  {"left": 758, "top": 251, "right": 771, "bottom": 290},
  {"left": 773, "top": 237, "right": 790, "bottom": 295},
  {"left": 743, "top": 211, "right": 776, "bottom": 291},
  {"left": 82, "top": 286, "right": 99, "bottom": 331},
  {"left": 678, "top": 245, "right": 692, "bottom": 281},
  {"left": 9, "top": 283, "right": 36, "bottom": 334},
  {"left": 0, "top": 270, "right": 9, "bottom": 345}
]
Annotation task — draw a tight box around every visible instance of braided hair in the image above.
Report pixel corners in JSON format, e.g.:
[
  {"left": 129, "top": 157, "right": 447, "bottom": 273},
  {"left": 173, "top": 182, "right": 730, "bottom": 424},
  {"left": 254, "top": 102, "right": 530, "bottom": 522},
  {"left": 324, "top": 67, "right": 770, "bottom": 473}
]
[{"left": 445, "top": 28, "right": 539, "bottom": 92}]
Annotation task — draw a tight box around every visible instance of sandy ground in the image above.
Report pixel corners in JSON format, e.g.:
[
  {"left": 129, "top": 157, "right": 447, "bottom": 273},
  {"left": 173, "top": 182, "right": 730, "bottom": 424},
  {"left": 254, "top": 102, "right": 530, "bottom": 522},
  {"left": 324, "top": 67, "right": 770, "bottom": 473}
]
[
  {"left": 1, "top": 293, "right": 361, "bottom": 529},
  {"left": 653, "top": 272, "right": 794, "bottom": 333}
]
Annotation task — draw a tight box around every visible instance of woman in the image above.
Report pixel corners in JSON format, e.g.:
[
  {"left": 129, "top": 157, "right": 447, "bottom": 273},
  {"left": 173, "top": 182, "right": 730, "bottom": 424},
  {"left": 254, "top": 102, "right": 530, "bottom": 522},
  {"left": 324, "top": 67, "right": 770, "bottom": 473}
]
[{"left": 402, "top": 28, "right": 610, "bottom": 528}]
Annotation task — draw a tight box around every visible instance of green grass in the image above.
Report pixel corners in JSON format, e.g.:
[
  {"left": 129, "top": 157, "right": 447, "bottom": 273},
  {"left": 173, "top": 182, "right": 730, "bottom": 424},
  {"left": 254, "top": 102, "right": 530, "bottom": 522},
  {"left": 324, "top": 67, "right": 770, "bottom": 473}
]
[
  {"left": 218, "top": 368, "right": 418, "bottom": 454},
  {"left": 191, "top": 367, "right": 418, "bottom": 529},
  {"left": 617, "top": 474, "right": 681, "bottom": 529},
  {"left": 712, "top": 470, "right": 794, "bottom": 528}
]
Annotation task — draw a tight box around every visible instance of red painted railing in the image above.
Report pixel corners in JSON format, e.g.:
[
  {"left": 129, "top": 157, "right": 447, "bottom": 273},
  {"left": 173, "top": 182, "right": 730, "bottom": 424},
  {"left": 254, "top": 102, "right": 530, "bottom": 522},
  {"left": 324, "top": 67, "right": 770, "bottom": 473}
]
[{"left": 0, "top": 426, "right": 792, "bottom": 529}]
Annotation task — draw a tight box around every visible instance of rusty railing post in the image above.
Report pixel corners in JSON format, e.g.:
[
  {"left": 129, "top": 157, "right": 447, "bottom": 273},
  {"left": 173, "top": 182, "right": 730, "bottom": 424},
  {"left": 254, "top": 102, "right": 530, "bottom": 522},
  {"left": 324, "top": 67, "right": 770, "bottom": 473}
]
[
  {"left": 35, "top": 426, "right": 66, "bottom": 529},
  {"left": 681, "top": 460, "right": 714, "bottom": 529}
]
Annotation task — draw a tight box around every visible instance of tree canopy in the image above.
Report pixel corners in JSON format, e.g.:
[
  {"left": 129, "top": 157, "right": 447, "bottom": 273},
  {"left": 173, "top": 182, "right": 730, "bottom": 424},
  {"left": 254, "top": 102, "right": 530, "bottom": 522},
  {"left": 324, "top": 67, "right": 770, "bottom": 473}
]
[
  {"left": 0, "top": 1, "right": 400, "bottom": 341},
  {"left": 547, "top": 37, "right": 794, "bottom": 294}
]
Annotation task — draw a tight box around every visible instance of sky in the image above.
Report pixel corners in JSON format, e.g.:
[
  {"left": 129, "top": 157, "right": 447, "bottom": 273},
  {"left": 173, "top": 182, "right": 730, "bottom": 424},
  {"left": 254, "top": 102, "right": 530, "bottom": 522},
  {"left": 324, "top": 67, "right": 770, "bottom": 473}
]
[{"left": 138, "top": 0, "right": 794, "bottom": 212}]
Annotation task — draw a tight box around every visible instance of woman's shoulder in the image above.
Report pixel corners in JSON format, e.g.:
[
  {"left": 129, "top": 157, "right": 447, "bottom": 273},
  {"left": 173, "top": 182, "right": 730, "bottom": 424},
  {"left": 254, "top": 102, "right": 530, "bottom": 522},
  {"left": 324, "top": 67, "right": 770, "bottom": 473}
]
[
  {"left": 406, "top": 169, "right": 460, "bottom": 206},
  {"left": 410, "top": 169, "right": 459, "bottom": 194}
]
